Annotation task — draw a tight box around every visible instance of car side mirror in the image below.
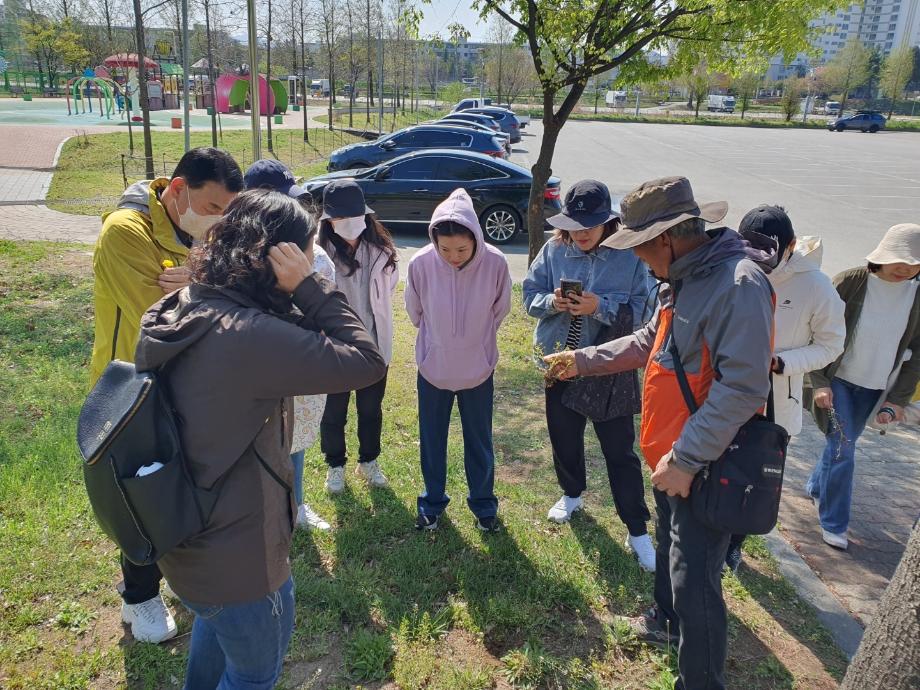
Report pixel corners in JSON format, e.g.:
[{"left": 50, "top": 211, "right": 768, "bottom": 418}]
[
  {"left": 380, "top": 140, "right": 396, "bottom": 150},
  {"left": 375, "top": 166, "right": 391, "bottom": 181}
]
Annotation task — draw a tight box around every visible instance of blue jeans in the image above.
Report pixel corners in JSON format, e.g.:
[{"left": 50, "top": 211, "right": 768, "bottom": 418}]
[
  {"left": 417, "top": 373, "right": 498, "bottom": 519},
  {"left": 181, "top": 577, "right": 295, "bottom": 690},
  {"left": 806, "top": 378, "right": 882, "bottom": 534},
  {"left": 290, "top": 451, "right": 305, "bottom": 506}
]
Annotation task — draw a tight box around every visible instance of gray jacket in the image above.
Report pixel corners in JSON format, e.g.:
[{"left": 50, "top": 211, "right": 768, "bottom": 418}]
[{"left": 574, "top": 229, "right": 775, "bottom": 473}]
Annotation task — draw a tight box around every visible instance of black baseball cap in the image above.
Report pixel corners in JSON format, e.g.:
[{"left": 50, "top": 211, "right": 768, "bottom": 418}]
[
  {"left": 739, "top": 205, "right": 795, "bottom": 258},
  {"left": 244, "top": 159, "right": 304, "bottom": 198},
  {"left": 547, "top": 179, "right": 619, "bottom": 232},
  {"left": 320, "top": 179, "right": 374, "bottom": 220}
]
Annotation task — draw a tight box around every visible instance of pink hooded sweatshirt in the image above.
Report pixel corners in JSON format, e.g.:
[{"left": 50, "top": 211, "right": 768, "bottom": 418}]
[{"left": 405, "top": 188, "right": 512, "bottom": 392}]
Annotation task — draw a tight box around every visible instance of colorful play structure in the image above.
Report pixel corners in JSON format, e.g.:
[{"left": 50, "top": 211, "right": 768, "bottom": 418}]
[
  {"left": 214, "top": 73, "right": 288, "bottom": 115},
  {"left": 65, "top": 68, "right": 119, "bottom": 118}
]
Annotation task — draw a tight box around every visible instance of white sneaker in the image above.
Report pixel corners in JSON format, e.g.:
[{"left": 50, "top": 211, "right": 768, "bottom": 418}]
[
  {"left": 626, "top": 533, "right": 657, "bottom": 573},
  {"left": 121, "top": 594, "right": 177, "bottom": 643},
  {"left": 547, "top": 495, "right": 583, "bottom": 523},
  {"left": 325, "top": 466, "right": 345, "bottom": 494},
  {"left": 297, "top": 503, "right": 331, "bottom": 530},
  {"left": 822, "top": 529, "right": 848, "bottom": 550},
  {"left": 357, "top": 460, "right": 388, "bottom": 488}
]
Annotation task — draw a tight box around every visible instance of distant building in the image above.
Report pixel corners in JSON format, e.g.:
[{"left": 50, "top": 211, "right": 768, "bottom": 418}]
[{"left": 813, "top": 1, "right": 920, "bottom": 62}]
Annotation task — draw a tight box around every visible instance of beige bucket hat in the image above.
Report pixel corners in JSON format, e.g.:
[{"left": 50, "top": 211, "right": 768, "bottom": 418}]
[
  {"left": 601, "top": 176, "right": 727, "bottom": 250},
  {"left": 866, "top": 223, "right": 920, "bottom": 265}
]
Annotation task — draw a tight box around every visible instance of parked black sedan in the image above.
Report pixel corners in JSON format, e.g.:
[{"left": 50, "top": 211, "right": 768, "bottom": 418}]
[
  {"left": 465, "top": 107, "right": 522, "bottom": 143},
  {"left": 327, "top": 124, "right": 507, "bottom": 171},
  {"left": 305, "top": 150, "right": 562, "bottom": 244}
]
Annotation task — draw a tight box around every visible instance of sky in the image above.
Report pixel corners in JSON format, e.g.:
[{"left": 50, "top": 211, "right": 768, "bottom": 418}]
[{"left": 418, "top": 0, "right": 492, "bottom": 42}]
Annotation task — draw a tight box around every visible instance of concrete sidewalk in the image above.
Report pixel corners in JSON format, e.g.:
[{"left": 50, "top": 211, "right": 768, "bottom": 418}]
[{"left": 777, "top": 414, "right": 919, "bottom": 630}]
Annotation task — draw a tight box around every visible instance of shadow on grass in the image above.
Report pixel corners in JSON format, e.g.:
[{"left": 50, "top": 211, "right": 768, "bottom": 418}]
[{"left": 734, "top": 553, "right": 849, "bottom": 683}]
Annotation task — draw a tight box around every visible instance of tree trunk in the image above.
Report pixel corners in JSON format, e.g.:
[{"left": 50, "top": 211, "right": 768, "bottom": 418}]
[
  {"left": 205, "top": 0, "right": 218, "bottom": 146},
  {"left": 266, "top": 0, "right": 274, "bottom": 153},
  {"left": 366, "top": 0, "right": 373, "bottom": 112},
  {"left": 841, "top": 521, "right": 920, "bottom": 690},
  {"left": 299, "top": 0, "right": 309, "bottom": 142},
  {"left": 132, "top": 0, "right": 155, "bottom": 179},
  {"left": 526, "top": 82, "right": 585, "bottom": 263}
]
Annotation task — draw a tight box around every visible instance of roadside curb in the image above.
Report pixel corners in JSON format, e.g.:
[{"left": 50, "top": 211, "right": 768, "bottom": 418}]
[{"left": 764, "top": 528, "right": 864, "bottom": 659}]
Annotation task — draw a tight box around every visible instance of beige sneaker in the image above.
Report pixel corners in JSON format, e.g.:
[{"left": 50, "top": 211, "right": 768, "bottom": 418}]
[
  {"left": 121, "top": 594, "right": 177, "bottom": 643},
  {"left": 325, "top": 466, "right": 345, "bottom": 494},
  {"left": 357, "top": 460, "right": 388, "bottom": 487}
]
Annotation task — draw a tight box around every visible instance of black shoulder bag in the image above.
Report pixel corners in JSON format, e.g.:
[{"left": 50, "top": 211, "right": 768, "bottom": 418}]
[{"left": 668, "top": 324, "right": 790, "bottom": 535}]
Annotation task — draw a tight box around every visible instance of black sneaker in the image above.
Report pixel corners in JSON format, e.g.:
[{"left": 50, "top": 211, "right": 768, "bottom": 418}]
[
  {"left": 415, "top": 513, "right": 439, "bottom": 531},
  {"left": 725, "top": 544, "right": 743, "bottom": 574},
  {"left": 475, "top": 515, "right": 500, "bottom": 532},
  {"left": 618, "top": 607, "right": 679, "bottom": 646}
]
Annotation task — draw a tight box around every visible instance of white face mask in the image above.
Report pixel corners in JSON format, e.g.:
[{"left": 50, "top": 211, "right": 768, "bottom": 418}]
[
  {"left": 174, "top": 187, "right": 223, "bottom": 239},
  {"left": 331, "top": 216, "right": 367, "bottom": 241}
]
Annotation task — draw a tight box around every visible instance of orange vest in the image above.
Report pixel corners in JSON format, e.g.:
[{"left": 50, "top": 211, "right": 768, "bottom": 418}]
[{"left": 640, "top": 307, "right": 715, "bottom": 470}]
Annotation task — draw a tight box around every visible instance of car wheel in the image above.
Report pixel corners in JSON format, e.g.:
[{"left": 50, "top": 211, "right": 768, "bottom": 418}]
[
  {"left": 835, "top": 124, "right": 845, "bottom": 132},
  {"left": 481, "top": 205, "right": 520, "bottom": 245},
  {"left": 869, "top": 125, "right": 879, "bottom": 133}
]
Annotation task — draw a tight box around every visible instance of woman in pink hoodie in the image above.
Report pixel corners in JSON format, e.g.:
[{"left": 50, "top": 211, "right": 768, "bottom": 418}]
[{"left": 405, "top": 188, "right": 512, "bottom": 532}]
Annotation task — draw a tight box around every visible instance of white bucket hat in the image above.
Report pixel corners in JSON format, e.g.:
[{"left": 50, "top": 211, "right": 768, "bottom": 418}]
[{"left": 866, "top": 223, "right": 920, "bottom": 265}]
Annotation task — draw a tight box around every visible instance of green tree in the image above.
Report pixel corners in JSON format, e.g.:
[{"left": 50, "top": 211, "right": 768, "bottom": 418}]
[
  {"left": 910, "top": 46, "right": 920, "bottom": 89},
  {"left": 20, "top": 16, "right": 87, "bottom": 90},
  {"left": 439, "top": 80, "right": 464, "bottom": 106},
  {"left": 446, "top": 21, "right": 469, "bottom": 82},
  {"left": 879, "top": 45, "right": 914, "bottom": 119},
  {"left": 476, "top": 0, "right": 851, "bottom": 262},
  {"left": 824, "top": 37, "right": 871, "bottom": 116},
  {"left": 779, "top": 77, "right": 801, "bottom": 121},
  {"left": 732, "top": 70, "right": 761, "bottom": 119}
]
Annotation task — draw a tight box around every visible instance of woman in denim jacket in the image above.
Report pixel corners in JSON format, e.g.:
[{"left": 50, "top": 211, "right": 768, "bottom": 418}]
[{"left": 523, "top": 180, "right": 656, "bottom": 571}]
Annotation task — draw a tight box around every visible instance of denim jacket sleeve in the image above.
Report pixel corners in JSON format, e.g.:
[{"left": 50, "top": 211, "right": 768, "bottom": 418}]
[
  {"left": 523, "top": 241, "right": 557, "bottom": 318},
  {"left": 591, "top": 252, "right": 651, "bottom": 328}
]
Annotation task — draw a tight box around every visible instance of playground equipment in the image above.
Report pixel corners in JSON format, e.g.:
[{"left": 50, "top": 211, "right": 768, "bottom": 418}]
[
  {"left": 214, "top": 73, "right": 287, "bottom": 115},
  {"left": 65, "top": 69, "right": 118, "bottom": 118}
]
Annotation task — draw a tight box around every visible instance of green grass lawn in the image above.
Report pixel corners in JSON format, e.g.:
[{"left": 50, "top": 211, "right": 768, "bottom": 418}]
[
  {"left": 315, "top": 107, "right": 450, "bottom": 133},
  {"left": 46, "top": 129, "right": 364, "bottom": 217},
  {"left": 0, "top": 240, "right": 849, "bottom": 689}
]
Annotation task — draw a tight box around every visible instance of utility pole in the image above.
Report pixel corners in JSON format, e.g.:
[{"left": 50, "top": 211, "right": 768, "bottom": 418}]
[
  {"left": 246, "top": 0, "right": 261, "bottom": 160},
  {"left": 181, "top": 0, "right": 190, "bottom": 151}
]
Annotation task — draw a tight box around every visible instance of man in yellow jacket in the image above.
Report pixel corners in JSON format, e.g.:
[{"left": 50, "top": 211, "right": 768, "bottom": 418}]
[{"left": 91, "top": 147, "right": 242, "bottom": 642}]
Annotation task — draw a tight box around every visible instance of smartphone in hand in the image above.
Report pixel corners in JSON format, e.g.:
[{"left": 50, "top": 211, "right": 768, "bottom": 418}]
[{"left": 560, "top": 279, "right": 583, "bottom": 300}]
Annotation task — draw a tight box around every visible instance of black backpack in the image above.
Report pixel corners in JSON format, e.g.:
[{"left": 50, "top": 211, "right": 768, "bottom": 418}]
[{"left": 77, "top": 360, "right": 221, "bottom": 565}]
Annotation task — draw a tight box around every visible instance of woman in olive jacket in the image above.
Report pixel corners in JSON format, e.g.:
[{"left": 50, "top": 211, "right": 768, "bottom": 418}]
[
  {"left": 135, "top": 189, "right": 386, "bottom": 689},
  {"left": 805, "top": 223, "right": 920, "bottom": 551}
]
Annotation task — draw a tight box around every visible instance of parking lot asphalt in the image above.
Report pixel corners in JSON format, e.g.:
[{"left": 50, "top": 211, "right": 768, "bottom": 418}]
[{"left": 508, "top": 120, "right": 920, "bottom": 278}]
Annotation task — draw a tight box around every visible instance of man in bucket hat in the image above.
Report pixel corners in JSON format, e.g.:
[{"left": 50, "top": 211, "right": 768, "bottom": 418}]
[{"left": 545, "top": 176, "right": 775, "bottom": 690}]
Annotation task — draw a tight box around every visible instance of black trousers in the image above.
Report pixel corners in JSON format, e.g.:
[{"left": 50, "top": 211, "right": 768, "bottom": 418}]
[
  {"left": 653, "top": 489, "right": 731, "bottom": 690},
  {"left": 121, "top": 555, "right": 162, "bottom": 605},
  {"left": 544, "top": 380, "right": 650, "bottom": 536},
  {"left": 321, "top": 369, "right": 388, "bottom": 467}
]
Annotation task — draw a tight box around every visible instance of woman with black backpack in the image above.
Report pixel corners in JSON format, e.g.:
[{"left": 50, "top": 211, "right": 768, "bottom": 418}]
[{"left": 133, "top": 190, "right": 386, "bottom": 689}]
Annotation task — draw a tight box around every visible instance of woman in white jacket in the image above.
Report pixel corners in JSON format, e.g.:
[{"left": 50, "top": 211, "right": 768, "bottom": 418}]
[{"left": 728, "top": 206, "right": 846, "bottom": 569}]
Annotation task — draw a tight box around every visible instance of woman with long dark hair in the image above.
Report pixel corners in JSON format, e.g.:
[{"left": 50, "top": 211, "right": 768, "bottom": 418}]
[
  {"left": 316, "top": 180, "right": 399, "bottom": 494},
  {"left": 134, "top": 189, "right": 386, "bottom": 689}
]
